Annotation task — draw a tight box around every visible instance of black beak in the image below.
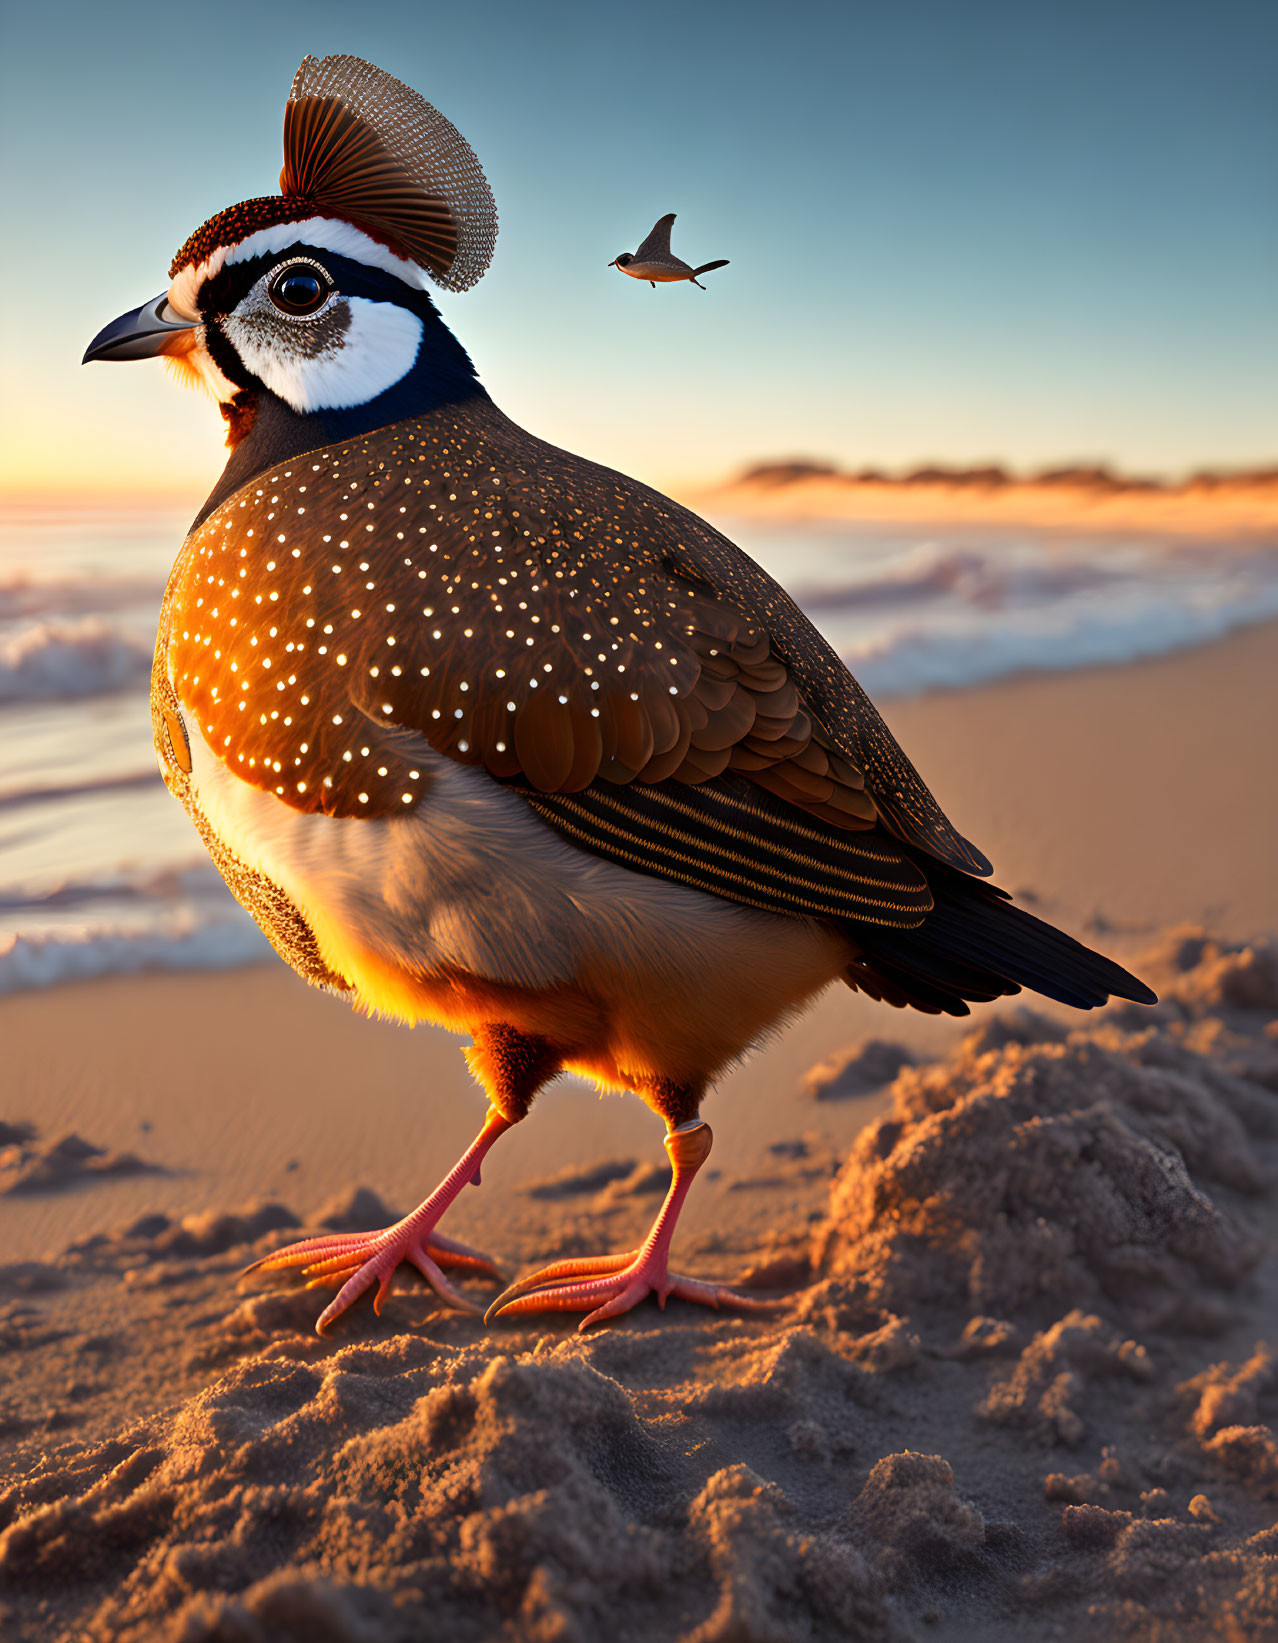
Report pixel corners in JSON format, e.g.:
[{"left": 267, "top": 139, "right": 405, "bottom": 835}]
[{"left": 83, "top": 294, "right": 196, "bottom": 363}]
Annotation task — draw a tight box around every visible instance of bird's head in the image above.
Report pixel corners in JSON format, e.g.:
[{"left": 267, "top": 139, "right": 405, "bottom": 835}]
[
  {"left": 85, "top": 56, "right": 497, "bottom": 452},
  {"left": 609, "top": 252, "right": 634, "bottom": 270}
]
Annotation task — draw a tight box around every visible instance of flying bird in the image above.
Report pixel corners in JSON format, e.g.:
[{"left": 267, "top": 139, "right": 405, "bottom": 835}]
[
  {"left": 610, "top": 213, "right": 729, "bottom": 288},
  {"left": 84, "top": 55, "right": 1155, "bottom": 1336}
]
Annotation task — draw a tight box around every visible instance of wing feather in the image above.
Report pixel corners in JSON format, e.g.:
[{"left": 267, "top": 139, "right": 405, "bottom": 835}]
[
  {"left": 634, "top": 213, "right": 676, "bottom": 261},
  {"left": 518, "top": 774, "right": 932, "bottom": 929}
]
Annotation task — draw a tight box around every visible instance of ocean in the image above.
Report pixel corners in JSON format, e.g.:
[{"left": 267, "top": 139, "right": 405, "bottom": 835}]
[{"left": 3, "top": 499, "right": 1276, "bottom": 995}]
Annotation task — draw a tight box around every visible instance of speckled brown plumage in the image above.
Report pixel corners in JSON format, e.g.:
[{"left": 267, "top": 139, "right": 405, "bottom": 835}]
[
  {"left": 151, "top": 649, "right": 350, "bottom": 994},
  {"left": 157, "top": 398, "right": 988, "bottom": 880}
]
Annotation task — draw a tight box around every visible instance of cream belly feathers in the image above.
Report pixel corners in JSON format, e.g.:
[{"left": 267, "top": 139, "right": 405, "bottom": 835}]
[{"left": 174, "top": 697, "right": 850, "bottom": 1094}]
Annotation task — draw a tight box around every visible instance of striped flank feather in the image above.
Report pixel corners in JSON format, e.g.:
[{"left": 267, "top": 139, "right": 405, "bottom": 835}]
[
  {"left": 516, "top": 773, "right": 1156, "bottom": 1016},
  {"left": 516, "top": 774, "right": 933, "bottom": 929}
]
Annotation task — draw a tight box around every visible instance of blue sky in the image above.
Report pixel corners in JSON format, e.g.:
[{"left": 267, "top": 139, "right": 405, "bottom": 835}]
[{"left": 1, "top": 0, "right": 1274, "bottom": 498}]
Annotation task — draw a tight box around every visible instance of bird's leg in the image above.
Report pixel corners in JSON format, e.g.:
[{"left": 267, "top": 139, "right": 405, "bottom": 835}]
[
  {"left": 244, "top": 1024, "right": 561, "bottom": 1334},
  {"left": 244, "top": 1107, "right": 512, "bottom": 1332},
  {"left": 485, "top": 1114, "right": 776, "bottom": 1332}
]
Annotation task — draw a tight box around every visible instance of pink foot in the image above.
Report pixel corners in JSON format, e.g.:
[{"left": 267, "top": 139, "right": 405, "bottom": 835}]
[
  {"left": 245, "top": 1220, "right": 501, "bottom": 1332},
  {"left": 485, "top": 1118, "right": 780, "bottom": 1332},
  {"left": 243, "top": 1107, "right": 512, "bottom": 1334},
  {"left": 484, "top": 1246, "right": 777, "bottom": 1332}
]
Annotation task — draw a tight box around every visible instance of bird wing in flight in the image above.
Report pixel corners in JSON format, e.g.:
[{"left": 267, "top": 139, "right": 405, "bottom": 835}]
[
  {"left": 634, "top": 213, "right": 677, "bottom": 262},
  {"left": 159, "top": 402, "right": 982, "bottom": 931}
]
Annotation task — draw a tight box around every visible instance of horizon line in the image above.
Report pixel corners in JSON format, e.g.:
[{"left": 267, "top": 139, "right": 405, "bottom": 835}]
[{"left": 4, "top": 453, "right": 1278, "bottom": 513}]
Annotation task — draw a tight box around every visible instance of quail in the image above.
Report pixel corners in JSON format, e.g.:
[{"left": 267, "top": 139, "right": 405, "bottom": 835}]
[
  {"left": 84, "top": 55, "right": 1154, "bottom": 1335},
  {"left": 610, "top": 213, "right": 729, "bottom": 288}
]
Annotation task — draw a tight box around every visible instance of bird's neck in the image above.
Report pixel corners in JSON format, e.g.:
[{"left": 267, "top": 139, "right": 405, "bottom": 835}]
[{"left": 191, "top": 308, "right": 489, "bottom": 529}]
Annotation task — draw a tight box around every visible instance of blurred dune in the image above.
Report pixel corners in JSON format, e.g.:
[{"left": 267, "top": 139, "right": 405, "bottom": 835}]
[{"left": 689, "top": 459, "right": 1278, "bottom": 538}]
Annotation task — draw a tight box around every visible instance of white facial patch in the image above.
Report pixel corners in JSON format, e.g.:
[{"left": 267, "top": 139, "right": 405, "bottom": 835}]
[
  {"left": 167, "top": 217, "right": 429, "bottom": 320},
  {"left": 222, "top": 284, "right": 424, "bottom": 413}
]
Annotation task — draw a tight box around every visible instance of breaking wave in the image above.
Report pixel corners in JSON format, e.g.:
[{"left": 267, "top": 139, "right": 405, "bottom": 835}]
[
  {"left": 0, "top": 914, "right": 271, "bottom": 996},
  {"left": 845, "top": 582, "right": 1278, "bottom": 698},
  {"left": 0, "top": 619, "right": 153, "bottom": 702},
  {"left": 0, "top": 568, "right": 164, "bottom": 623}
]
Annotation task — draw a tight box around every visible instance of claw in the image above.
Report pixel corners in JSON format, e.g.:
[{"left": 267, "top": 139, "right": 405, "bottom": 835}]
[
  {"left": 424, "top": 1228, "right": 505, "bottom": 1280},
  {"left": 242, "top": 1231, "right": 364, "bottom": 1278},
  {"left": 244, "top": 1227, "right": 501, "bottom": 1284},
  {"left": 484, "top": 1250, "right": 639, "bottom": 1324},
  {"left": 409, "top": 1252, "right": 483, "bottom": 1315},
  {"left": 315, "top": 1264, "right": 378, "bottom": 1335}
]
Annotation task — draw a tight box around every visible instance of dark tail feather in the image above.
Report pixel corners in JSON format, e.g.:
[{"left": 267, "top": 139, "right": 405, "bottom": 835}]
[
  {"left": 847, "top": 861, "right": 1157, "bottom": 1014},
  {"left": 693, "top": 259, "right": 729, "bottom": 276},
  {"left": 845, "top": 952, "right": 1010, "bottom": 1017}
]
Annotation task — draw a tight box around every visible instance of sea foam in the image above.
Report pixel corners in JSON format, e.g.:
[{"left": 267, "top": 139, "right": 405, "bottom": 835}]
[
  {"left": 0, "top": 915, "right": 271, "bottom": 997},
  {"left": 0, "top": 619, "right": 152, "bottom": 702}
]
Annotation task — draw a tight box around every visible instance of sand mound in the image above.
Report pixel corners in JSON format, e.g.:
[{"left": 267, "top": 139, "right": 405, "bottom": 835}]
[
  {"left": 1, "top": 930, "right": 1276, "bottom": 1641},
  {"left": 813, "top": 1024, "right": 1263, "bottom": 1330},
  {"left": 804, "top": 1040, "right": 918, "bottom": 1102},
  {"left": 0, "top": 1338, "right": 904, "bottom": 1642},
  {"left": 0, "top": 1128, "right": 160, "bottom": 1195}
]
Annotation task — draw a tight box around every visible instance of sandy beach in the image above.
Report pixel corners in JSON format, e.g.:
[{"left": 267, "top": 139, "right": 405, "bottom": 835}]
[{"left": 1, "top": 621, "right": 1276, "bottom": 1641}]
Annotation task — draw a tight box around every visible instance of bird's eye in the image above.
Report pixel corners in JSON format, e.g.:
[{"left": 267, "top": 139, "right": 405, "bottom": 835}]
[{"left": 268, "top": 264, "right": 330, "bottom": 317}]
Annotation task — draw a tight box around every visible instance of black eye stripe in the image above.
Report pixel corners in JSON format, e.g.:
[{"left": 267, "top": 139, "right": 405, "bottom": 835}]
[{"left": 194, "top": 245, "right": 442, "bottom": 319}]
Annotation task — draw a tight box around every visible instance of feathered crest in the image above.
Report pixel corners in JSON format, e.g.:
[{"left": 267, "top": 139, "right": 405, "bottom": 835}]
[
  {"left": 283, "top": 55, "right": 496, "bottom": 290},
  {"left": 170, "top": 55, "right": 497, "bottom": 291}
]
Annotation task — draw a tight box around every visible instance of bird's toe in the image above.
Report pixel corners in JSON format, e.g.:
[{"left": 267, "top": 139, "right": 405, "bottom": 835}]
[
  {"left": 244, "top": 1221, "right": 503, "bottom": 1334},
  {"left": 485, "top": 1249, "right": 777, "bottom": 1331}
]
